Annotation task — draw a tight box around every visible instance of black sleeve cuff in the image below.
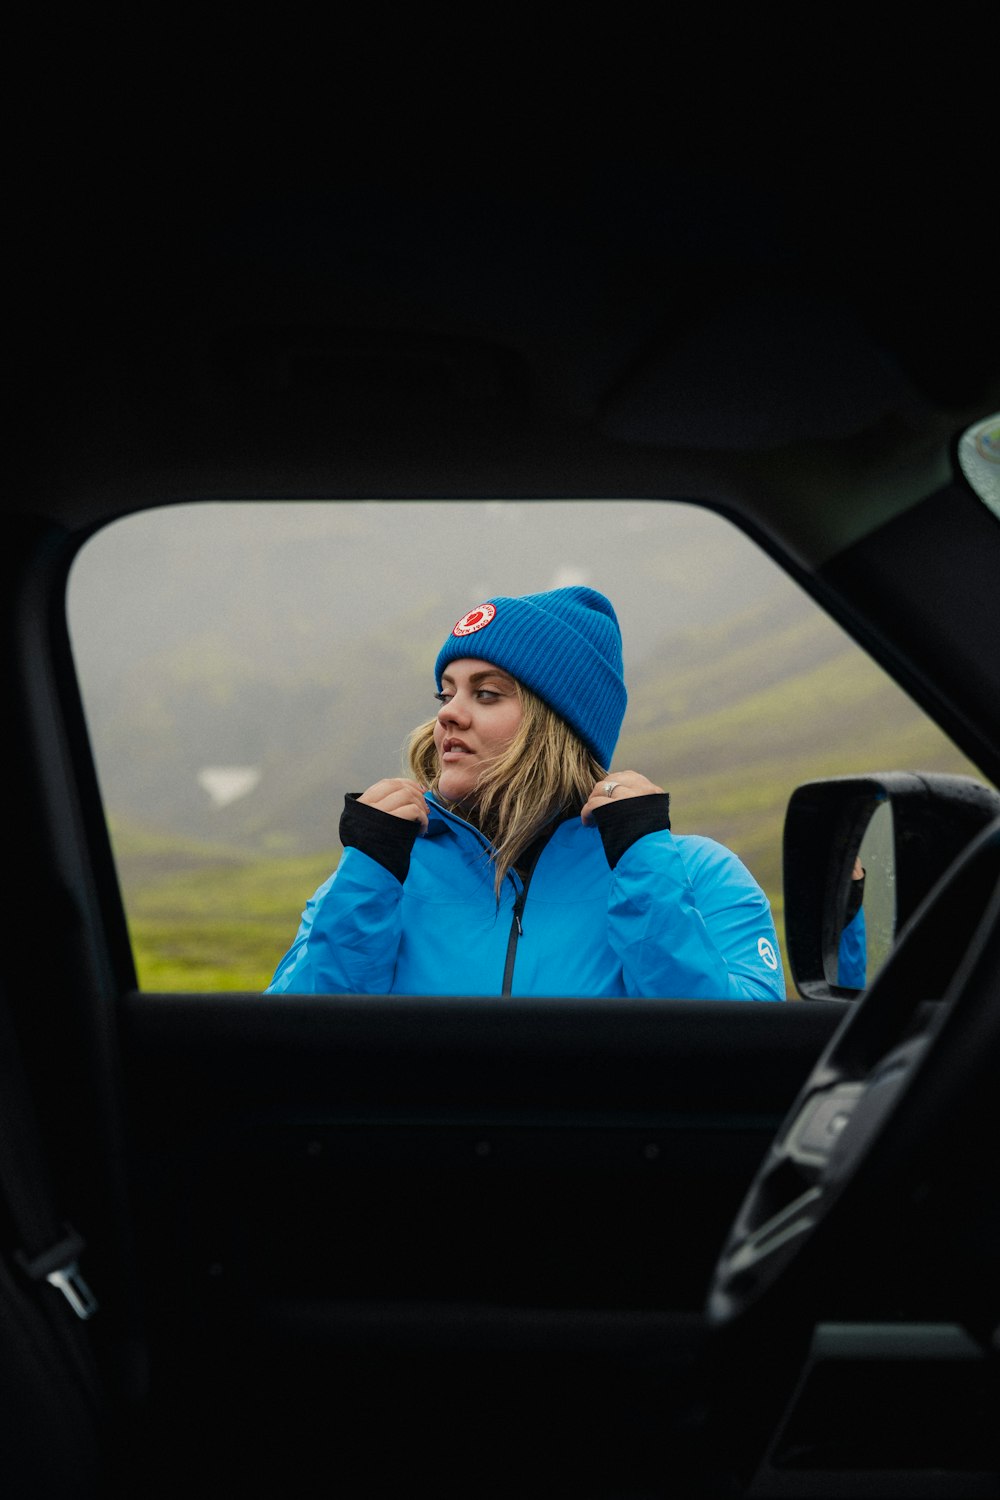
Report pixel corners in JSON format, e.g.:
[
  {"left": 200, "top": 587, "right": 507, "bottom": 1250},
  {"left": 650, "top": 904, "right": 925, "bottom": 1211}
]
[
  {"left": 845, "top": 871, "right": 866, "bottom": 923},
  {"left": 340, "top": 793, "right": 420, "bottom": 884},
  {"left": 590, "top": 793, "right": 671, "bottom": 869}
]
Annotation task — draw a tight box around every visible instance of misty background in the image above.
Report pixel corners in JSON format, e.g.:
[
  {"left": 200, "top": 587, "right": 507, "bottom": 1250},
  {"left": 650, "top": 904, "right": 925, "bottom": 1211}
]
[{"left": 68, "top": 500, "right": 804, "bottom": 848}]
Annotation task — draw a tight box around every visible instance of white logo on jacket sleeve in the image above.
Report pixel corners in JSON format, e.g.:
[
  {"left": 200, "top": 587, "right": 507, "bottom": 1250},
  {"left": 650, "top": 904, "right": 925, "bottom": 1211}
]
[
  {"left": 757, "top": 937, "right": 779, "bottom": 971},
  {"left": 452, "top": 603, "right": 497, "bottom": 637}
]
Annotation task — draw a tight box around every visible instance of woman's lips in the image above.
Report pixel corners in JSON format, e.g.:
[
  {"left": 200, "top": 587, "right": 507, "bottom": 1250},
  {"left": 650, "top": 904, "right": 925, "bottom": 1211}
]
[{"left": 441, "top": 738, "right": 473, "bottom": 760}]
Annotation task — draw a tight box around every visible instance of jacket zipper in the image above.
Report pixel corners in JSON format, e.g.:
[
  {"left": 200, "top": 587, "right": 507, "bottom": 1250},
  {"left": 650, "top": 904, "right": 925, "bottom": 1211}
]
[
  {"left": 427, "top": 797, "right": 554, "bottom": 997},
  {"left": 501, "top": 844, "right": 546, "bottom": 997}
]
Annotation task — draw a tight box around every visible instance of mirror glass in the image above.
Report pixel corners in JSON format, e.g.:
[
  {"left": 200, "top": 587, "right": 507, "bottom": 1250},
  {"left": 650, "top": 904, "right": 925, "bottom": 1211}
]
[
  {"left": 831, "top": 800, "right": 896, "bottom": 993},
  {"left": 856, "top": 801, "right": 897, "bottom": 981}
]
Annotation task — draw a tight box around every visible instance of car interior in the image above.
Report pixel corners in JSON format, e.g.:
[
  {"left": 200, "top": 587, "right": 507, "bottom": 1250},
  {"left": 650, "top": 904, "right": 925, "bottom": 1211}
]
[{"left": 6, "top": 92, "right": 1000, "bottom": 1498}]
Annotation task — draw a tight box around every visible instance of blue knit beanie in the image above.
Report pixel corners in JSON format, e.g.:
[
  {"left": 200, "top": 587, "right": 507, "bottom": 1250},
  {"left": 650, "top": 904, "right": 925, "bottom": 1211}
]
[{"left": 434, "top": 586, "right": 627, "bottom": 770}]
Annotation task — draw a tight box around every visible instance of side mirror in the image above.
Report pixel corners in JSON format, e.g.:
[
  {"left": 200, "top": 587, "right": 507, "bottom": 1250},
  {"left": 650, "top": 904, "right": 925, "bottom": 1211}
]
[{"left": 783, "top": 773, "right": 1000, "bottom": 1000}]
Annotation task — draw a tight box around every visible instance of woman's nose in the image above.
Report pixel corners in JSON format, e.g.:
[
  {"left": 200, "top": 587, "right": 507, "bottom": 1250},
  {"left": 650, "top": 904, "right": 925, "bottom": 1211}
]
[{"left": 437, "top": 693, "right": 471, "bottom": 726}]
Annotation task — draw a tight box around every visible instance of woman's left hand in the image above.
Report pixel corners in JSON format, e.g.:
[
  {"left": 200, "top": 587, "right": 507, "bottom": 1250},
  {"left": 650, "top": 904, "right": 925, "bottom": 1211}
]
[{"left": 581, "top": 770, "right": 664, "bottom": 824}]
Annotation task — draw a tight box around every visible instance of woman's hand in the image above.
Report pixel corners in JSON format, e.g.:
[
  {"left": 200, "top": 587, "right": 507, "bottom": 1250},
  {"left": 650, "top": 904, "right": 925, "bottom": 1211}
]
[
  {"left": 358, "top": 778, "right": 429, "bottom": 833},
  {"left": 581, "top": 770, "right": 664, "bottom": 824}
]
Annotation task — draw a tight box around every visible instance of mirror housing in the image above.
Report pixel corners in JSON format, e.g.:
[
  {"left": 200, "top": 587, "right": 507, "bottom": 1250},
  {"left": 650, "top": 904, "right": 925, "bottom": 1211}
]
[{"left": 783, "top": 773, "right": 1000, "bottom": 1000}]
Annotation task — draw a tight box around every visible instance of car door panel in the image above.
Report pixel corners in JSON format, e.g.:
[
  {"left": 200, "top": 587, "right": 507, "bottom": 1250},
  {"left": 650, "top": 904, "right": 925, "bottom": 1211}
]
[
  {"left": 117, "top": 993, "right": 844, "bottom": 1493},
  {"left": 123, "top": 997, "right": 845, "bottom": 1327}
]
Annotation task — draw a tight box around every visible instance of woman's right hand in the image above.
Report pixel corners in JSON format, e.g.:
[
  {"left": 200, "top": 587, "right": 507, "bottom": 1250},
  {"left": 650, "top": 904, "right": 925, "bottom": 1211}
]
[{"left": 358, "top": 778, "right": 429, "bottom": 833}]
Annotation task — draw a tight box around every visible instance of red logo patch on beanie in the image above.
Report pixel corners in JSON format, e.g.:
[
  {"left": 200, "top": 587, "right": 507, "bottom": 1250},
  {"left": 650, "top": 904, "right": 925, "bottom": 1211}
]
[{"left": 452, "top": 603, "right": 497, "bottom": 637}]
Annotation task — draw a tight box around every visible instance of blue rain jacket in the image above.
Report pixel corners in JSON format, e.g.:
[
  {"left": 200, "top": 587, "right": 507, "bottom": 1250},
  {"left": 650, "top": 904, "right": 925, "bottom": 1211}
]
[
  {"left": 267, "top": 795, "right": 785, "bottom": 1000},
  {"left": 837, "top": 907, "right": 867, "bottom": 989}
]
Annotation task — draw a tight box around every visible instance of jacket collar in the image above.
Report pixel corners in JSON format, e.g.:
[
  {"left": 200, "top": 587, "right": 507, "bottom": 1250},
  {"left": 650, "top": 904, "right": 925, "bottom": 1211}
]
[{"left": 423, "top": 792, "right": 576, "bottom": 852}]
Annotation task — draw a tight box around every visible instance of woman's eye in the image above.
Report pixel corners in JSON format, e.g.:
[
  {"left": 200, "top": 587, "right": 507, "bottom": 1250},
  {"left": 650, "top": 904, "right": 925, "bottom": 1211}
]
[
  {"left": 433, "top": 692, "right": 452, "bottom": 705},
  {"left": 476, "top": 689, "right": 499, "bottom": 701}
]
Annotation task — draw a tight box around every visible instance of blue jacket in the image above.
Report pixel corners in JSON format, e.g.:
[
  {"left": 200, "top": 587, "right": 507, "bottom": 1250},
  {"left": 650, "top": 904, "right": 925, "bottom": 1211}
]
[
  {"left": 267, "top": 795, "right": 785, "bottom": 1001},
  {"left": 837, "top": 907, "right": 867, "bottom": 989}
]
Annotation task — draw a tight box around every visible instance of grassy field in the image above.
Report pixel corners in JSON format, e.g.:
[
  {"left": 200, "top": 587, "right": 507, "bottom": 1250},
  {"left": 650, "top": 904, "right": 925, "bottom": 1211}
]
[{"left": 114, "top": 821, "right": 339, "bottom": 991}]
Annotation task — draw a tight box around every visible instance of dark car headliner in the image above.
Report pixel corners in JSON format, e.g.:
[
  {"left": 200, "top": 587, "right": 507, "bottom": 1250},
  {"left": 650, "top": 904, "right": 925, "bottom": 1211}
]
[{"left": 14, "top": 104, "right": 999, "bottom": 568}]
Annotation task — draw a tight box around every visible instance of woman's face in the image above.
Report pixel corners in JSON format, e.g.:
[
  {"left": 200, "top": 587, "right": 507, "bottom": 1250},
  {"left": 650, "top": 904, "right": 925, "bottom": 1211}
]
[{"left": 433, "top": 657, "right": 524, "bottom": 804}]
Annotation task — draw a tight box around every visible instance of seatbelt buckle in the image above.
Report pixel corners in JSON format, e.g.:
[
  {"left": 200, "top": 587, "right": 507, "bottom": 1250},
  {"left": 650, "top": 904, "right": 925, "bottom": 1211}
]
[{"left": 14, "top": 1224, "right": 99, "bottom": 1320}]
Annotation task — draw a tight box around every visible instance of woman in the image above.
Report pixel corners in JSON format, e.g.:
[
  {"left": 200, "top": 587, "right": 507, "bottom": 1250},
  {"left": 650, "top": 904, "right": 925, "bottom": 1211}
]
[{"left": 267, "top": 586, "right": 785, "bottom": 1000}]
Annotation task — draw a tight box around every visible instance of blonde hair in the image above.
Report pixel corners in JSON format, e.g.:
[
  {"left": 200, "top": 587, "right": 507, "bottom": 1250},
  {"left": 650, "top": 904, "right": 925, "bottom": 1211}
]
[{"left": 407, "top": 681, "right": 605, "bottom": 895}]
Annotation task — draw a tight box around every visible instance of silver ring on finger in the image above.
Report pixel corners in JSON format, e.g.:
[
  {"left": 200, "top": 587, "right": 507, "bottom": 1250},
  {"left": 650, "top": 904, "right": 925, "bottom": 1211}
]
[{"left": 603, "top": 780, "right": 619, "bottom": 798}]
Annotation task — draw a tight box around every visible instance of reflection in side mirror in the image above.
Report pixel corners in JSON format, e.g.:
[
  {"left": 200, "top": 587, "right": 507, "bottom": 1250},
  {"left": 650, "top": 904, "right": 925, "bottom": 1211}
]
[
  {"left": 826, "top": 800, "right": 895, "bottom": 993},
  {"left": 784, "top": 773, "right": 1000, "bottom": 1001},
  {"left": 856, "top": 801, "right": 897, "bottom": 981}
]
